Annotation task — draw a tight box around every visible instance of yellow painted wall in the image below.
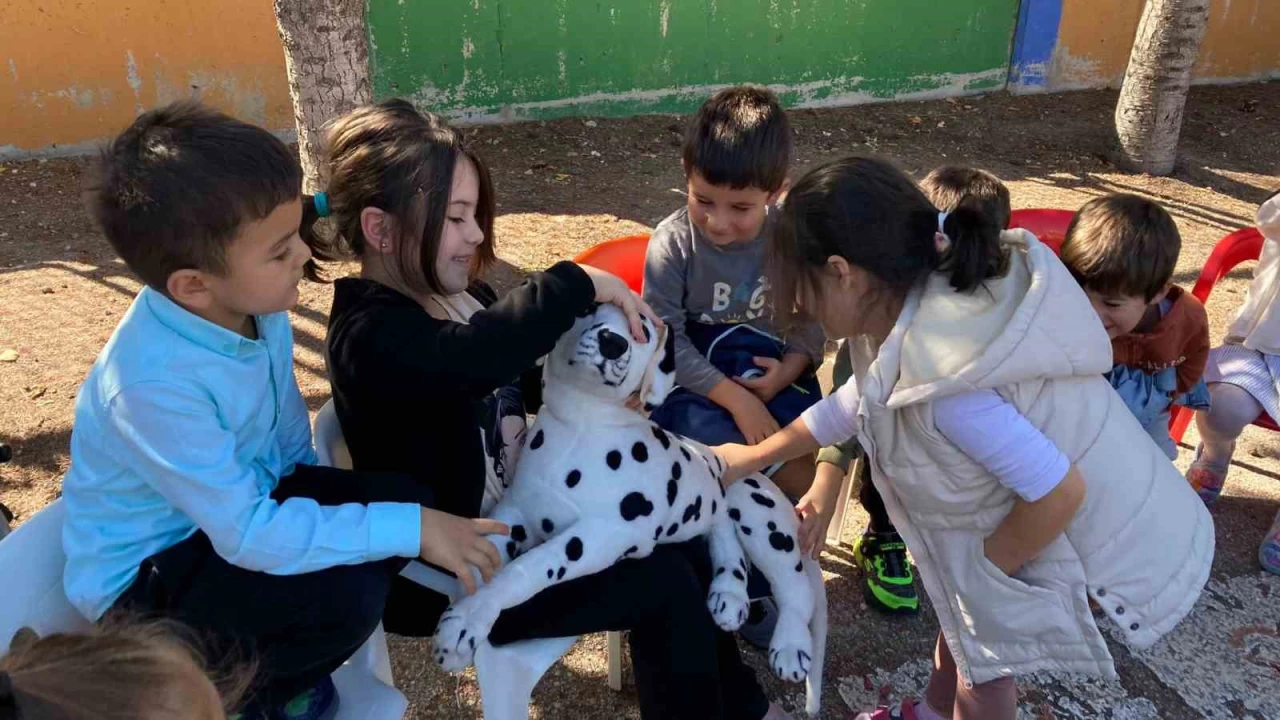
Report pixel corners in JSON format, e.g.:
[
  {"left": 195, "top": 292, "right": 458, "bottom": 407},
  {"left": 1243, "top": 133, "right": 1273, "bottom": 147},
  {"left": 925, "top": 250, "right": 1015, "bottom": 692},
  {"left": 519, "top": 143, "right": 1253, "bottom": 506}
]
[
  {"left": 1051, "top": 0, "right": 1280, "bottom": 90},
  {"left": 1, "top": 0, "right": 293, "bottom": 156}
]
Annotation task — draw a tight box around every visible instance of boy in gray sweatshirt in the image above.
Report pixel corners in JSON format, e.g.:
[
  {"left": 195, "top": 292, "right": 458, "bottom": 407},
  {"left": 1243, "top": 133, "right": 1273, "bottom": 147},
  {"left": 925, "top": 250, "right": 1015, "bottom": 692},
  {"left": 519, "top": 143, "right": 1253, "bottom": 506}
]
[
  {"left": 644, "top": 85, "right": 824, "bottom": 504},
  {"left": 644, "top": 86, "right": 825, "bottom": 649}
]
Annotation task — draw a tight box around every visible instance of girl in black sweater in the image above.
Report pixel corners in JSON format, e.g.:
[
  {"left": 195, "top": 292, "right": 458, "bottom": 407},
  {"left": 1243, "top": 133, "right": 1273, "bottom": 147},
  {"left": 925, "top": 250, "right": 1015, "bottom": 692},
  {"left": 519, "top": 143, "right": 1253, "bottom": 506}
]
[{"left": 302, "top": 99, "right": 791, "bottom": 720}]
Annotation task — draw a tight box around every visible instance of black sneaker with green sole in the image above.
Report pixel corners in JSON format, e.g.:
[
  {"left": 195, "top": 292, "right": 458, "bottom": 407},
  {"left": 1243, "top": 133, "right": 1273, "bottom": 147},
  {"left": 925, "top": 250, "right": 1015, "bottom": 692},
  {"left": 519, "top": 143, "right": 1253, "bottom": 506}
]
[{"left": 852, "top": 530, "right": 919, "bottom": 613}]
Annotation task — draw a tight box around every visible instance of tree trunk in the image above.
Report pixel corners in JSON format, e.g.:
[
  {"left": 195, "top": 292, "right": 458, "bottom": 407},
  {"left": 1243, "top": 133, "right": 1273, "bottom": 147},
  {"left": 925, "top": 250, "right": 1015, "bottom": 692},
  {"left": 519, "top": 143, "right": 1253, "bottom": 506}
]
[
  {"left": 1113, "top": 0, "right": 1210, "bottom": 176},
  {"left": 274, "top": 0, "right": 372, "bottom": 193}
]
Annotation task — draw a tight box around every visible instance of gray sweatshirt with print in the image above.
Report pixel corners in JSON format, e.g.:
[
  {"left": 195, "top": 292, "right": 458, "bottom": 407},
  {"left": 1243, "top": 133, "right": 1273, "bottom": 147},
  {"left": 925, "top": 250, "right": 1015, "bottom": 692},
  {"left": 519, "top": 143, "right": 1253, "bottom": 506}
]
[{"left": 641, "top": 206, "right": 826, "bottom": 395}]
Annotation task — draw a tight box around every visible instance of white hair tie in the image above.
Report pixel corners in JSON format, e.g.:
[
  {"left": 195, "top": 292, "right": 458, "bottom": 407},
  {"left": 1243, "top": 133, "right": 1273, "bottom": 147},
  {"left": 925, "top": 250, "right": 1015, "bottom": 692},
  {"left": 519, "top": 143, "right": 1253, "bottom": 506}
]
[{"left": 935, "top": 211, "right": 952, "bottom": 254}]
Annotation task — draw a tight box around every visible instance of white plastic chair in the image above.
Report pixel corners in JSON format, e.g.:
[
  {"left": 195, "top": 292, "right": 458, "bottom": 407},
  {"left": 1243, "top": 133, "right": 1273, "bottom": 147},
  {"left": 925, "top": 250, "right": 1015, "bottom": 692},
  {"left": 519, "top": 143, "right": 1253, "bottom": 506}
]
[
  {"left": 0, "top": 499, "right": 407, "bottom": 720},
  {"left": 313, "top": 399, "right": 621, "bottom": 719}
]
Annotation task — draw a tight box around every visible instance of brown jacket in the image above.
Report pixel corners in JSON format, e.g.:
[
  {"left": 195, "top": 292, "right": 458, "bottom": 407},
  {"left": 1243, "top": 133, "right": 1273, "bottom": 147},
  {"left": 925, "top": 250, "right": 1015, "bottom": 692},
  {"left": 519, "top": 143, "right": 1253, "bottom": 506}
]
[{"left": 1110, "top": 285, "right": 1210, "bottom": 395}]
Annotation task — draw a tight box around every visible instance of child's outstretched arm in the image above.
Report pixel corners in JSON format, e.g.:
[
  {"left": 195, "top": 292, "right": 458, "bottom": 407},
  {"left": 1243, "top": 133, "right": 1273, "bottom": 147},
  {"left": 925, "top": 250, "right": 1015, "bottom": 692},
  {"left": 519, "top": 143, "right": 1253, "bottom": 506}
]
[
  {"left": 715, "top": 415, "right": 822, "bottom": 486},
  {"left": 107, "top": 382, "right": 503, "bottom": 577},
  {"left": 797, "top": 341, "right": 859, "bottom": 557},
  {"left": 716, "top": 365, "right": 859, "bottom": 482}
]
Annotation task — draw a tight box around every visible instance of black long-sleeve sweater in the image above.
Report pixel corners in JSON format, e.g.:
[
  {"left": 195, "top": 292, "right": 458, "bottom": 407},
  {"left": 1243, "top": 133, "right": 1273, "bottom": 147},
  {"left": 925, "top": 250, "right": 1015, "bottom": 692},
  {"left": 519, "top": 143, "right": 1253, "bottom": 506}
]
[{"left": 325, "top": 262, "right": 595, "bottom": 517}]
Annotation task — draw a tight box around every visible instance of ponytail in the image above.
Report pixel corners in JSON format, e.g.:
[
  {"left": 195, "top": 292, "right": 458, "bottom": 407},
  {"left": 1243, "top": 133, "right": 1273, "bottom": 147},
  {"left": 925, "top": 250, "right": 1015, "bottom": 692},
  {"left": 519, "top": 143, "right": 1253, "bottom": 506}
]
[
  {"left": 299, "top": 192, "right": 345, "bottom": 283},
  {"left": 936, "top": 194, "right": 1008, "bottom": 293},
  {"left": 292, "top": 99, "right": 497, "bottom": 295},
  {"left": 771, "top": 156, "right": 1010, "bottom": 323}
]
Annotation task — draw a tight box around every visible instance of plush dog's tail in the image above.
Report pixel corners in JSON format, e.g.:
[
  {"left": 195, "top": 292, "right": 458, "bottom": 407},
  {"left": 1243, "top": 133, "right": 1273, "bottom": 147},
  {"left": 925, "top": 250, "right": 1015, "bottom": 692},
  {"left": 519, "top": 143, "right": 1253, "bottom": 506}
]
[{"left": 803, "top": 556, "right": 827, "bottom": 717}]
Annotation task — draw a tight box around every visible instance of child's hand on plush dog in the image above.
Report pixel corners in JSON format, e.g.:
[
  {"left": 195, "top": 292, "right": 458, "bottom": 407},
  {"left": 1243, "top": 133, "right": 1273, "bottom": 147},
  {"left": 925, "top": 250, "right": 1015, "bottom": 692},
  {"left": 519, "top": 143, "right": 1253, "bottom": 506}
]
[
  {"left": 578, "top": 264, "right": 663, "bottom": 342},
  {"left": 419, "top": 509, "right": 508, "bottom": 595}
]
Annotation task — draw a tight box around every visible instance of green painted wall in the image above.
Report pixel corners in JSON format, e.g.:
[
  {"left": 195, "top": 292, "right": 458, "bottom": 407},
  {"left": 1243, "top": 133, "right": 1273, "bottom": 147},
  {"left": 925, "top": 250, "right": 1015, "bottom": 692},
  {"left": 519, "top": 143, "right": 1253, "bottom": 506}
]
[{"left": 368, "top": 0, "right": 1020, "bottom": 121}]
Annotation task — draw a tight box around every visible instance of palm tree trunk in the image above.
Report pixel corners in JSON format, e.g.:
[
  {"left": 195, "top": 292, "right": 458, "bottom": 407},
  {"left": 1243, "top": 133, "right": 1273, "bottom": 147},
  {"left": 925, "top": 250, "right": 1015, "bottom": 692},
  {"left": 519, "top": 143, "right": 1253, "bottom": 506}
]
[
  {"left": 1113, "top": 0, "right": 1210, "bottom": 176},
  {"left": 274, "top": 0, "right": 372, "bottom": 193}
]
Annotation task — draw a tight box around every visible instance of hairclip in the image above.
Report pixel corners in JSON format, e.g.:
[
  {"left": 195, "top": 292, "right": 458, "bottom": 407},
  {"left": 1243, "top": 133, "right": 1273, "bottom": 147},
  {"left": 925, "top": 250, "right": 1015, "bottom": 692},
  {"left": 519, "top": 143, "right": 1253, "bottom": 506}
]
[{"left": 935, "top": 210, "right": 952, "bottom": 254}]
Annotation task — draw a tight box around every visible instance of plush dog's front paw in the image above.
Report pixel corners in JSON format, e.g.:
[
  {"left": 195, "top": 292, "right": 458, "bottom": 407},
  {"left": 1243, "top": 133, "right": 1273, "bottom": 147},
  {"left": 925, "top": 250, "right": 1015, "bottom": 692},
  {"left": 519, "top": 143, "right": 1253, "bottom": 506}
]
[
  {"left": 431, "top": 604, "right": 490, "bottom": 672},
  {"left": 768, "top": 613, "right": 814, "bottom": 683},
  {"left": 707, "top": 585, "right": 750, "bottom": 631}
]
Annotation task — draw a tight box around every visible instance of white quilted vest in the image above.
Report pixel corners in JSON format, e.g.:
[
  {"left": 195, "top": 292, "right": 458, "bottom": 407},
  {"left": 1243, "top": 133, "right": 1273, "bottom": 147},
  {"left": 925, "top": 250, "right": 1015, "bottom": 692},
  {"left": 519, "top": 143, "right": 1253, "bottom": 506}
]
[{"left": 847, "top": 230, "right": 1214, "bottom": 685}]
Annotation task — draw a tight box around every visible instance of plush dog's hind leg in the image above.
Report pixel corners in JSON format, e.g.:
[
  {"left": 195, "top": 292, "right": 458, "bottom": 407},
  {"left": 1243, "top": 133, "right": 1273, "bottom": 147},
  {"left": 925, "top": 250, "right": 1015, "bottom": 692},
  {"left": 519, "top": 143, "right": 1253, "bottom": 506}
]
[
  {"left": 800, "top": 557, "right": 827, "bottom": 716},
  {"left": 725, "top": 477, "right": 815, "bottom": 683},
  {"left": 706, "top": 515, "right": 751, "bottom": 631}
]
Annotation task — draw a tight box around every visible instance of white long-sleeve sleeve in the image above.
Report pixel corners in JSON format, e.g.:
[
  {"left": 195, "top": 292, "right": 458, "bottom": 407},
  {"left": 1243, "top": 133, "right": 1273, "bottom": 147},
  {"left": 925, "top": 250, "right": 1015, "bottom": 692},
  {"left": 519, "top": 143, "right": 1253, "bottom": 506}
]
[
  {"left": 933, "top": 389, "right": 1070, "bottom": 502},
  {"left": 801, "top": 378, "right": 1068, "bottom": 503},
  {"left": 800, "top": 373, "right": 860, "bottom": 447}
]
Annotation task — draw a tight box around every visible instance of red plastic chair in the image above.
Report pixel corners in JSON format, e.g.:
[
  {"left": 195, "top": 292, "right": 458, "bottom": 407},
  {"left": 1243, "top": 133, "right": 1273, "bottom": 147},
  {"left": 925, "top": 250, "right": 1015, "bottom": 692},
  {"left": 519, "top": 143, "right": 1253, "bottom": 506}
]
[
  {"left": 1008, "top": 208, "right": 1074, "bottom": 254},
  {"left": 573, "top": 234, "right": 650, "bottom": 294},
  {"left": 1168, "top": 226, "right": 1277, "bottom": 444}
]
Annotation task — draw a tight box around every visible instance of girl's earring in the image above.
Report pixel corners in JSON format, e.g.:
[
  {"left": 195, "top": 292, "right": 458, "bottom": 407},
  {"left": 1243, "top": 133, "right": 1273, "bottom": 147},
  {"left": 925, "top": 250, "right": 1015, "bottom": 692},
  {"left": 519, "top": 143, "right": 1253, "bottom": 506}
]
[{"left": 380, "top": 241, "right": 387, "bottom": 250}]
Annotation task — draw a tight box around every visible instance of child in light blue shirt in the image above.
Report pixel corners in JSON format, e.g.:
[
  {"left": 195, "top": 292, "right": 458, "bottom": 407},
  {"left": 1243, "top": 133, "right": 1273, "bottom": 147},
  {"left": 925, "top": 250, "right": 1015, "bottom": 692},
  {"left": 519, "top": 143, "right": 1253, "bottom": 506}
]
[{"left": 62, "top": 101, "right": 506, "bottom": 720}]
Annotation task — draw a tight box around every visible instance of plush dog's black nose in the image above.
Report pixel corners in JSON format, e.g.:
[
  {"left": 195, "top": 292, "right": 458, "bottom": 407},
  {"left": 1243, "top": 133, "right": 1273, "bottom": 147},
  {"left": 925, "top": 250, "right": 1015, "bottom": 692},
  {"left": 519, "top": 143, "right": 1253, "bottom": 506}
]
[{"left": 597, "top": 328, "right": 629, "bottom": 360}]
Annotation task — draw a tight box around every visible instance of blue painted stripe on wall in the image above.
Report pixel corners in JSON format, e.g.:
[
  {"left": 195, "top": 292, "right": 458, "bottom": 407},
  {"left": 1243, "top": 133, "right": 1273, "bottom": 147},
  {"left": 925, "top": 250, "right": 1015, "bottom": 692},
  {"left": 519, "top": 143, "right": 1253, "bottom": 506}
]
[{"left": 1009, "top": 0, "right": 1064, "bottom": 87}]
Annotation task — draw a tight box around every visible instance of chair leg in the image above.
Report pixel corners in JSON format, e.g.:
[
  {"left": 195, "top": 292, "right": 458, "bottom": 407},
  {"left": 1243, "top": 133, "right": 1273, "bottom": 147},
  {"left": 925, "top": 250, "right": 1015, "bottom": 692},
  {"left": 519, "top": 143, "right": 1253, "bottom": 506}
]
[
  {"left": 825, "top": 458, "right": 857, "bottom": 548},
  {"left": 370, "top": 623, "right": 395, "bottom": 687},
  {"left": 476, "top": 636, "right": 578, "bottom": 720},
  {"left": 607, "top": 631, "right": 623, "bottom": 692}
]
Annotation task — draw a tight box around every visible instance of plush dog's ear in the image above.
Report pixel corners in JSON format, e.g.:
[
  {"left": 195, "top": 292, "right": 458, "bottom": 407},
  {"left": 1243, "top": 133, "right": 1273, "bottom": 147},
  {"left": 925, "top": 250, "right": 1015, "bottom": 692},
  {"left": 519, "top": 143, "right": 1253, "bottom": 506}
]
[{"left": 639, "top": 324, "right": 677, "bottom": 411}]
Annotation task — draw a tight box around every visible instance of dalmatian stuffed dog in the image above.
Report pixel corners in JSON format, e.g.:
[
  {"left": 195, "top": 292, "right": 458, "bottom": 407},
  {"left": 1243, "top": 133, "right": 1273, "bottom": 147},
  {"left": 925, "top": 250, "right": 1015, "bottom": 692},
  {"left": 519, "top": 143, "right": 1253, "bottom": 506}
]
[{"left": 432, "top": 303, "right": 827, "bottom": 715}]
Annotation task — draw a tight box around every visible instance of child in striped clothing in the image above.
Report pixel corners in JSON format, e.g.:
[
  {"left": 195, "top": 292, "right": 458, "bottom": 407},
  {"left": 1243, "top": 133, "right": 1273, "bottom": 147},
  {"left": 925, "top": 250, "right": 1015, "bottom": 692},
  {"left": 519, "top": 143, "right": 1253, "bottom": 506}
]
[{"left": 1188, "top": 190, "right": 1280, "bottom": 575}]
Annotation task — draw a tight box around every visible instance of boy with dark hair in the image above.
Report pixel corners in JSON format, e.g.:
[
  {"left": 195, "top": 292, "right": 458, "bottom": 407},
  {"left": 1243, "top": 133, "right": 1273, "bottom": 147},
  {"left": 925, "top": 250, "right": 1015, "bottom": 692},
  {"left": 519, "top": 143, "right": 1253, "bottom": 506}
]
[
  {"left": 645, "top": 85, "right": 823, "bottom": 494},
  {"left": 1060, "top": 193, "right": 1210, "bottom": 458},
  {"left": 63, "top": 101, "right": 504, "bottom": 720},
  {"left": 644, "top": 85, "right": 824, "bottom": 646}
]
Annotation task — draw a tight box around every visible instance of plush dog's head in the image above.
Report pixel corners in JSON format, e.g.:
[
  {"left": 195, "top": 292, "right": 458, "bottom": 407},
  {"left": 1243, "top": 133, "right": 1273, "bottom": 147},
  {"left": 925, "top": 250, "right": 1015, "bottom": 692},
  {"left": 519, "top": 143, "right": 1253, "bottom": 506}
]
[{"left": 544, "top": 303, "right": 676, "bottom": 411}]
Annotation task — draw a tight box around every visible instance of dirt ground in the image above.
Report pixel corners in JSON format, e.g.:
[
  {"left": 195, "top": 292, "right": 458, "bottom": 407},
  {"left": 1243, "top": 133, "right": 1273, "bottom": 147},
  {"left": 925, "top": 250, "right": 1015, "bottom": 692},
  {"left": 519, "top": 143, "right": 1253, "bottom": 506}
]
[{"left": 2, "top": 83, "right": 1279, "bottom": 718}]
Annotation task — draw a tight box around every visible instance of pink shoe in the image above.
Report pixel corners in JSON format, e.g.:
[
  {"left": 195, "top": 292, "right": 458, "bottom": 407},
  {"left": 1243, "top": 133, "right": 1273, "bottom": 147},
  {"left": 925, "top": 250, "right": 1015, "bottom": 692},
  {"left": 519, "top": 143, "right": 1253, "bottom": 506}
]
[
  {"left": 1261, "top": 508, "right": 1280, "bottom": 575},
  {"left": 853, "top": 697, "right": 923, "bottom": 720},
  {"left": 1185, "top": 445, "right": 1230, "bottom": 506}
]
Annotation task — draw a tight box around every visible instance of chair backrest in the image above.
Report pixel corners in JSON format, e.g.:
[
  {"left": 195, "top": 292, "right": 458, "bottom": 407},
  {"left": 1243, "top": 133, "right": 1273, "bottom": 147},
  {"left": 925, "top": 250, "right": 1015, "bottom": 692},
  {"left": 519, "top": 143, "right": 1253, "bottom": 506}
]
[
  {"left": 1167, "top": 225, "right": 1275, "bottom": 442},
  {"left": 1188, "top": 226, "right": 1265, "bottom": 305},
  {"left": 314, "top": 399, "right": 354, "bottom": 470},
  {"left": 573, "top": 234, "right": 650, "bottom": 294},
  {"left": 1008, "top": 208, "right": 1074, "bottom": 254},
  {"left": 0, "top": 500, "right": 91, "bottom": 654}
]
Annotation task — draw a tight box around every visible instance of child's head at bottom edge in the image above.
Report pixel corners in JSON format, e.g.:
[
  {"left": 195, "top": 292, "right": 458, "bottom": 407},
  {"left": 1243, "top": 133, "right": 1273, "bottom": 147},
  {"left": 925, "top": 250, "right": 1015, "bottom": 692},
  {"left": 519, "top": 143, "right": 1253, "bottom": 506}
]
[
  {"left": 84, "top": 101, "right": 310, "bottom": 334},
  {"left": 769, "top": 155, "right": 1007, "bottom": 341},
  {"left": 1060, "top": 193, "right": 1181, "bottom": 339},
  {"left": 0, "top": 619, "right": 249, "bottom": 720}
]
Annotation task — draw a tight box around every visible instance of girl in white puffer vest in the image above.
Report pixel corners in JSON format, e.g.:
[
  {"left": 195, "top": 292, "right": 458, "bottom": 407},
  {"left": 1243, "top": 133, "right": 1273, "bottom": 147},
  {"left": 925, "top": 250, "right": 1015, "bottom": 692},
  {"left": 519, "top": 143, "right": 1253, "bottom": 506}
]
[{"left": 716, "top": 156, "right": 1213, "bottom": 720}]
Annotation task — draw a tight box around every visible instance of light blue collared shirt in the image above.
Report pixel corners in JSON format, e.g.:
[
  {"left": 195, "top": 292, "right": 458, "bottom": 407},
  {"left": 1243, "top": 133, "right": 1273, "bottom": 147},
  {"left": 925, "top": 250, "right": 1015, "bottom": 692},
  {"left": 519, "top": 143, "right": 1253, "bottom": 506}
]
[{"left": 62, "top": 287, "right": 421, "bottom": 620}]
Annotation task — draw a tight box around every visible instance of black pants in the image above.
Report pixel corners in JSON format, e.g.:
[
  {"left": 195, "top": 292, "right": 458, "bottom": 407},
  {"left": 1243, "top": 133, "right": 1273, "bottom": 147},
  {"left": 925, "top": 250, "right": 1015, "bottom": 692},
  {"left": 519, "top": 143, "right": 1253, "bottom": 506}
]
[
  {"left": 114, "top": 466, "right": 769, "bottom": 719},
  {"left": 111, "top": 464, "right": 428, "bottom": 707},
  {"left": 857, "top": 448, "right": 895, "bottom": 535},
  {"left": 386, "top": 541, "right": 768, "bottom": 720}
]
